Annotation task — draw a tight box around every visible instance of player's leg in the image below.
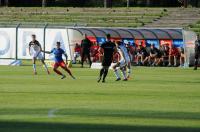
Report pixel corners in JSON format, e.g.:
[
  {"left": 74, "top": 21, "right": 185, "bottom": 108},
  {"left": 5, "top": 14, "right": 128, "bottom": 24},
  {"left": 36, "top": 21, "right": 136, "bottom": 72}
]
[
  {"left": 53, "top": 63, "right": 66, "bottom": 79},
  {"left": 120, "top": 66, "right": 128, "bottom": 81},
  {"left": 113, "top": 62, "right": 121, "bottom": 81},
  {"left": 53, "top": 62, "right": 66, "bottom": 79},
  {"left": 60, "top": 62, "right": 76, "bottom": 79},
  {"left": 98, "top": 67, "right": 105, "bottom": 82},
  {"left": 41, "top": 59, "right": 50, "bottom": 74},
  {"left": 87, "top": 53, "right": 92, "bottom": 67},
  {"left": 81, "top": 52, "right": 85, "bottom": 68},
  {"left": 97, "top": 58, "right": 107, "bottom": 82},
  {"left": 102, "top": 66, "right": 109, "bottom": 83},
  {"left": 39, "top": 53, "right": 50, "bottom": 74},
  {"left": 32, "top": 57, "right": 37, "bottom": 75}
]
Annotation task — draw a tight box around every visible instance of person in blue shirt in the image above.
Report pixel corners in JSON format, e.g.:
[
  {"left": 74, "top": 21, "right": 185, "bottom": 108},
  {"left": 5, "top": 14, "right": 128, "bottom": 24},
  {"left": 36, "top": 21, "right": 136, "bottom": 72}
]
[{"left": 43, "top": 42, "right": 75, "bottom": 79}]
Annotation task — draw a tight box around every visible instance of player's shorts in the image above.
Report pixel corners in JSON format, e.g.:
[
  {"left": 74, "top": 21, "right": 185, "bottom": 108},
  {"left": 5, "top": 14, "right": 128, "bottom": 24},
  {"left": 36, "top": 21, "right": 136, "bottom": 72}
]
[
  {"left": 102, "top": 58, "right": 112, "bottom": 67},
  {"left": 54, "top": 61, "right": 66, "bottom": 68},
  {"left": 195, "top": 53, "right": 200, "bottom": 59},
  {"left": 31, "top": 52, "right": 44, "bottom": 60},
  {"left": 119, "top": 57, "right": 130, "bottom": 68}
]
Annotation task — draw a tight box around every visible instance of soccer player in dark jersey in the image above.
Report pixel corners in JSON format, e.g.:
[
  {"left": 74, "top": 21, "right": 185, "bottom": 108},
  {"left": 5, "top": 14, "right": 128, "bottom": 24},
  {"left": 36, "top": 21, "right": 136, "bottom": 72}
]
[
  {"left": 81, "top": 34, "right": 92, "bottom": 68},
  {"left": 194, "top": 34, "right": 200, "bottom": 70},
  {"left": 97, "top": 34, "right": 117, "bottom": 83},
  {"left": 43, "top": 42, "right": 75, "bottom": 79}
]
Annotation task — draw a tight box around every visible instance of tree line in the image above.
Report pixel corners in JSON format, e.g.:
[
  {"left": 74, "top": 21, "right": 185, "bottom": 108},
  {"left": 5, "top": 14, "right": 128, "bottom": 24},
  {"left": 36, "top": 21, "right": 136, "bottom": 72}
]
[{"left": 0, "top": 0, "right": 199, "bottom": 7}]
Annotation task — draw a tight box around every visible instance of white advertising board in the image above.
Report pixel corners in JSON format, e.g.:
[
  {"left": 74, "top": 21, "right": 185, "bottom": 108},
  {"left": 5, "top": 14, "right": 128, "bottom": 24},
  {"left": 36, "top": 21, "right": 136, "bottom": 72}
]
[{"left": 0, "top": 28, "right": 16, "bottom": 59}]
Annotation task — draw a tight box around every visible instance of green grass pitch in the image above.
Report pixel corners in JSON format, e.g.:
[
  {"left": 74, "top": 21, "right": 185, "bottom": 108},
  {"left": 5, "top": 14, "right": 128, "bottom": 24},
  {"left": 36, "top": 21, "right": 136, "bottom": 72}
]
[{"left": 0, "top": 65, "right": 200, "bottom": 132}]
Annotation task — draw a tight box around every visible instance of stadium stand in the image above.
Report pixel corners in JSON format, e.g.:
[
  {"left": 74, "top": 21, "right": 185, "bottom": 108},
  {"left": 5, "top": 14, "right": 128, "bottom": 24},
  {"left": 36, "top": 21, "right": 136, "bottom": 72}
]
[
  {"left": 0, "top": 7, "right": 199, "bottom": 34},
  {"left": 144, "top": 8, "right": 200, "bottom": 28},
  {"left": 0, "top": 7, "right": 167, "bottom": 27}
]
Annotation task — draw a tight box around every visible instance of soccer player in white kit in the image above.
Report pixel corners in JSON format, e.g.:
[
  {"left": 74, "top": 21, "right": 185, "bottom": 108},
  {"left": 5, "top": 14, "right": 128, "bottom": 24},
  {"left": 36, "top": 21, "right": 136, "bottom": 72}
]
[
  {"left": 113, "top": 41, "right": 132, "bottom": 81},
  {"left": 29, "top": 34, "right": 50, "bottom": 75}
]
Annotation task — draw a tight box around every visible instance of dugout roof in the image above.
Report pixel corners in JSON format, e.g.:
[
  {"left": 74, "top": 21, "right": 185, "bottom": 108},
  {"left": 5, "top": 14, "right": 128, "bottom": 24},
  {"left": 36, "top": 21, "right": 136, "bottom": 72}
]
[{"left": 70, "top": 28, "right": 183, "bottom": 40}]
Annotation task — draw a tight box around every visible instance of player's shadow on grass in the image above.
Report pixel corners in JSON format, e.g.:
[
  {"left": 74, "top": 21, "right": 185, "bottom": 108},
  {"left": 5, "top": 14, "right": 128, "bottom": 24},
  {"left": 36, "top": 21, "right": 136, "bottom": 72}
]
[{"left": 0, "top": 120, "right": 199, "bottom": 132}]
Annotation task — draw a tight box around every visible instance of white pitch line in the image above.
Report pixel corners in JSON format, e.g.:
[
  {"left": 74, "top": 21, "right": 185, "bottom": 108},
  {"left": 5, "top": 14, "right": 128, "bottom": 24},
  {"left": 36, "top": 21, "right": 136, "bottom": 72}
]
[{"left": 48, "top": 109, "right": 58, "bottom": 118}]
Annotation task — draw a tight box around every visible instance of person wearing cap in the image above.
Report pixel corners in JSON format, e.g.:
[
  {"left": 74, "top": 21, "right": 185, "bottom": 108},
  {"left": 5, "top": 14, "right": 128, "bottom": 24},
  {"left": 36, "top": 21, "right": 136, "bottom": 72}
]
[
  {"left": 80, "top": 34, "right": 92, "bottom": 68},
  {"left": 194, "top": 34, "right": 200, "bottom": 70},
  {"left": 43, "top": 42, "right": 76, "bottom": 79}
]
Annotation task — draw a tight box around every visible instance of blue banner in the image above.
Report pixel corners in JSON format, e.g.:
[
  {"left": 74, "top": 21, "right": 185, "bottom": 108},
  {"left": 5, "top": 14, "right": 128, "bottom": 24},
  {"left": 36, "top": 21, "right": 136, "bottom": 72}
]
[
  {"left": 96, "top": 37, "right": 106, "bottom": 45},
  {"left": 146, "top": 40, "right": 159, "bottom": 48},
  {"left": 173, "top": 40, "right": 183, "bottom": 48},
  {"left": 122, "top": 39, "right": 135, "bottom": 46}
]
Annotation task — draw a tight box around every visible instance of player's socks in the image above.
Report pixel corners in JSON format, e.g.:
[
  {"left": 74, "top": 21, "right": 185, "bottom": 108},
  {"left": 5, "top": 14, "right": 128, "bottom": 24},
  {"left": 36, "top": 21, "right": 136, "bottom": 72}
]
[
  {"left": 63, "top": 67, "right": 73, "bottom": 76},
  {"left": 33, "top": 64, "right": 37, "bottom": 74},
  {"left": 61, "top": 75, "right": 66, "bottom": 79},
  {"left": 114, "top": 69, "right": 120, "bottom": 80},
  {"left": 44, "top": 63, "right": 49, "bottom": 74},
  {"left": 54, "top": 69, "right": 63, "bottom": 75},
  {"left": 98, "top": 68, "right": 104, "bottom": 82},
  {"left": 115, "top": 78, "right": 121, "bottom": 81},
  {"left": 71, "top": 75, "right": 76, "bottom": 80},
  {"left": 122, "top": 70, "right": 127, "bottom": 80},
  {"left": 102, "top": 69, "right": 108, "bottom": 82}
]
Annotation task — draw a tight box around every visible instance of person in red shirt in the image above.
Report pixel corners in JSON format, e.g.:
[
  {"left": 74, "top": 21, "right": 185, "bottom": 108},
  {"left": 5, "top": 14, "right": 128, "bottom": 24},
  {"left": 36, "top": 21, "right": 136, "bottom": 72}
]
[
  {"left": 73, "top": 43, "right": 81, "bottom": 64},
  {"left": 91, "top": 43, "right": 100, "bottom": 62},
  {"left": 168, "top": 45, "right": 180, "bottom": 67}
]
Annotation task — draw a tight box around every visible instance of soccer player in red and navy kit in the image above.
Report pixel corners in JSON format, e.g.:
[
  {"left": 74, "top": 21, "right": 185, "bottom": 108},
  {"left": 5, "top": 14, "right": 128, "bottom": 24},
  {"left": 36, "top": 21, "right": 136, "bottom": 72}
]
[{"left": 43, "top": 42, "right": 75, "bottom": 79}]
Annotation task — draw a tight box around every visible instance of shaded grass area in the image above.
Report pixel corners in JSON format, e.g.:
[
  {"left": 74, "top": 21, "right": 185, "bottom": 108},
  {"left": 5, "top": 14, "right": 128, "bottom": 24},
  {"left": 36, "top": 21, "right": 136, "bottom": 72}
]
[{"left": 0, "top": 121, "right": 200, "bottom": 132}]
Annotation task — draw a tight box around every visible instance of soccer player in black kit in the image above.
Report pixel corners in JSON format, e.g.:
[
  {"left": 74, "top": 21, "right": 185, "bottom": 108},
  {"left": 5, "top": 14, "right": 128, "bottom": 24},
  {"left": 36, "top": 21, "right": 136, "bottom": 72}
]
[
  {"left": 194, "top": 34, "right": 200, "bottom": 70},
  {"left": 81, "top": 34, "right": 92, "bottom": 68},
  {"left": 98, "top": 34, "right": 117, "bottom": 83}
]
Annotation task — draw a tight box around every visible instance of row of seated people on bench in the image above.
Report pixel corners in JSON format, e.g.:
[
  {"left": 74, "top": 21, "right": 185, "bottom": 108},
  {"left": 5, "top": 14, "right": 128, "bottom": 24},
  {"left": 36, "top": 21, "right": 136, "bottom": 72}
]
[{"left": 72, "top": 42, "right": 185, "bottom": 67}]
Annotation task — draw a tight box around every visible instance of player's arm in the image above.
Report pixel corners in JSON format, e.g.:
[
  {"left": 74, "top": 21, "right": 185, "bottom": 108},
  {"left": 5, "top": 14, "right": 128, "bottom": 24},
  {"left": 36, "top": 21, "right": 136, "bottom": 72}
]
[
  {"left": 38, "top": 42, "right": 42, "bottom": 52},
  {"left": 42, "top": 50, "right": 52, "bottom": 54},
  {"left": 64, "top": 53, "right": 68, "bottom": 63},
  {"left": 28, "top": 42, "right": 31, "bottom": 55}
]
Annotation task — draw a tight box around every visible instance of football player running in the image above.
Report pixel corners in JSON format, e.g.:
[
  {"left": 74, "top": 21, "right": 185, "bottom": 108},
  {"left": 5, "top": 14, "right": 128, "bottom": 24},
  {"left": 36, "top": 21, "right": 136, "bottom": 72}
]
[{"left": 43, "top": 42, "right": 75, "bottom": 79}]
